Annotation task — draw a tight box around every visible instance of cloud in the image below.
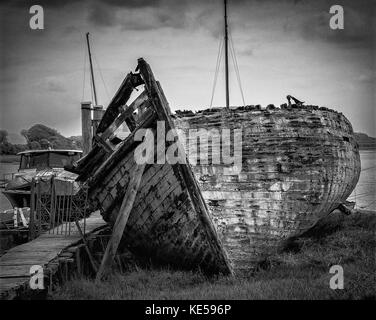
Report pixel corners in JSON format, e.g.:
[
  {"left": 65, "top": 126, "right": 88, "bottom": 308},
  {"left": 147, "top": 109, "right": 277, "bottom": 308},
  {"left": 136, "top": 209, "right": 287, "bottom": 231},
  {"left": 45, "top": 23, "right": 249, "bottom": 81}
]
[
  {"left": 240, "top": 48, "right": 254, "bottom": 56},
  {"left": 2, "top": 0, "right": 82, "bottom": 8},
  {"left": 87, "top": 0, "right": 189, "bottom": 30},
  {"left": 97, "top": 0, "right": 163, "bottom": 9},
  {"left": 357, "top": 72, "right": 375, "bottom": 83},
  {"left": 37, "top": 77, "right": 67, "bottom": 93},
  {"left": 284, "top": 0, "right": 375, "bottom": 48}
]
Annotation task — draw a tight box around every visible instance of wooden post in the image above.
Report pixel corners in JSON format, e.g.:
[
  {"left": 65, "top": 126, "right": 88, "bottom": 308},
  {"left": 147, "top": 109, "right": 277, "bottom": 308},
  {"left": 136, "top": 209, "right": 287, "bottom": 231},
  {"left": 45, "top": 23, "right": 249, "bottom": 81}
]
[
  {"left": 13, "top": 207, "right": 18, "bottom": 227},
  {"left": 74, "top": 220, "right": 98, "bottom": 273},
  {"left": 50, "top": 176, "right": 55, "bottom": 232},
  {"left": 92, "top": 105, "right": 105, "bottom": 136},
  {"left": 96, "top": 163, "right": 146, "bottom": 281},
  {"left": 18, "top": 208, "right": 28, "bottom": 227},
  {"left": 37, "top": 180, "right": 41, "bottom": 235},
  {"left": 81, "top": 101, "right": 93, "bottom": 156},
  {"left": 29, "top": 178, "right": 35, "bottom": 240}
]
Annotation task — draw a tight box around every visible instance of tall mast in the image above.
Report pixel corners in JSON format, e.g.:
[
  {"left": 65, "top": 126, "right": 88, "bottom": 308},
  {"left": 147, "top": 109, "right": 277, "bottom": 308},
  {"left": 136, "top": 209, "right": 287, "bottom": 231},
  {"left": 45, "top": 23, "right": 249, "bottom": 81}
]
[
  {"left": 86, "top": 32, "right": 98, "bottom": 106},
  {"left": 224, "top": 0, "right": 230, "bottom": 110}
]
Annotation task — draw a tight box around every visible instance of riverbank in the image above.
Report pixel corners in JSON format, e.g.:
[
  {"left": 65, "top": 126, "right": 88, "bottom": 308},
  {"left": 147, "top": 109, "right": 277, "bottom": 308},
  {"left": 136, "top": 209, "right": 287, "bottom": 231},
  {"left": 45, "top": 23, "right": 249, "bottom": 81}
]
[
  {"left": 51, "top": 209, "right": 376, "bottom": 300},
  {"left": 0, "top": 155, "right": 20, "bottom": 164}
]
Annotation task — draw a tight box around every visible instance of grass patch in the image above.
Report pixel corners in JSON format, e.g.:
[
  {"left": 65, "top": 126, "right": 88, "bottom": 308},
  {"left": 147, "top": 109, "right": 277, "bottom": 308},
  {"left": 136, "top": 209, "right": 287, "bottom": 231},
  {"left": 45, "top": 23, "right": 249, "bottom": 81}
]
[{"left": 51, "top": 210, "right": 376, "bottom": 300}]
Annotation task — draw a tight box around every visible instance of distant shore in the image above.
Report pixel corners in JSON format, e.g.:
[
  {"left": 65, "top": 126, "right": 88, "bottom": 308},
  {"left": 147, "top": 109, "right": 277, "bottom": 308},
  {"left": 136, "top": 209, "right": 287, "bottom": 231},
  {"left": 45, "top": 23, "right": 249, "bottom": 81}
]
[
  {"left": 359, "top": 147, "right": 376, "bottom": 151},
  {"left": 0, "top": 155, "right": 20, "bottom": 164}
]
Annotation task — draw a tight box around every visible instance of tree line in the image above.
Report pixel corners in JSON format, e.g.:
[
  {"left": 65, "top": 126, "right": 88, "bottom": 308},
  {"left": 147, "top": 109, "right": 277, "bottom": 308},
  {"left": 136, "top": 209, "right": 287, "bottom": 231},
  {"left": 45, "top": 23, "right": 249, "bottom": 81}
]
[{"left": 0, "top": 124, "right": 82, "bottom": 155}]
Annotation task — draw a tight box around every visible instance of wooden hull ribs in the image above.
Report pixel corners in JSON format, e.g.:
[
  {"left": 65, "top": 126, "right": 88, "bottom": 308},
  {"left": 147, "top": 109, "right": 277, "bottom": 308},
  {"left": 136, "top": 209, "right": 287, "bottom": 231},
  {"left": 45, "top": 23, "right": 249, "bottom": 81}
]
[
  {"left": 68, "top": 58, "right": 360, "bottom": 275},
  {"left": 68, "top": 58, "right": 232, "bottom": 275}
]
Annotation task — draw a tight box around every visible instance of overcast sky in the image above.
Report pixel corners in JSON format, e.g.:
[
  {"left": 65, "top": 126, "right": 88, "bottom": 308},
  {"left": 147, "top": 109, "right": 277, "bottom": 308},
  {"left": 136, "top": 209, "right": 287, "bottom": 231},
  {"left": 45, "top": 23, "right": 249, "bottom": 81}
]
[{"left": 1, "top": 0, "right": 375, "bottom": 142}]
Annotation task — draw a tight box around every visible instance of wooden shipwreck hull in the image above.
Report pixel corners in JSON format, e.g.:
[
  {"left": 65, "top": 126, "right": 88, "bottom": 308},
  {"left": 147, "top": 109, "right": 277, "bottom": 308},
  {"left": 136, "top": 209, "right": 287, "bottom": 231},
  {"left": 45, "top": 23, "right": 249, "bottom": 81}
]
[
  {"left": 68, "top": 58, "right": 360, "bottom": 275},
  {"left": 68, "top": 58, "right": 232, "bottom": 274},
  {"left": 173, "top": 106, "right": 361, "bottom": 272}
]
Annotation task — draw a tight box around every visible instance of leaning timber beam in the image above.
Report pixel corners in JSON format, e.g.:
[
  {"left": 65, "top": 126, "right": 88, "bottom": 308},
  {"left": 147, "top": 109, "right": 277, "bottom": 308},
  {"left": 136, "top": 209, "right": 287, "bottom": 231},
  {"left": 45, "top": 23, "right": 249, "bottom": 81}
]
[
  {"left": 96, "top": 72, "right": 144, "bottom": 135},
  {"left": 95, "top": 163, "right": 146, "bottom": 281},
  {"left": 88, "top": 108, "right": 155, "bottom": 188},
  {"left": 66, "top": 78, "right": 148, "bottom": 179},
  {"left": 99, "top": 90, "right": 149, "bottom": 142}
]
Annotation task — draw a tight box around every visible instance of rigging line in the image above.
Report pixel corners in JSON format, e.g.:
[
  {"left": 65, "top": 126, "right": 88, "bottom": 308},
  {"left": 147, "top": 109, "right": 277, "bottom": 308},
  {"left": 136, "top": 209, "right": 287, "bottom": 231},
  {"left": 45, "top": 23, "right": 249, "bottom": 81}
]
[
  {"left": 93, "top": 52, "right": 110, "bottom": 101},
  {"left": 229, "top": 31, "right": 246, "bottom": 106},
  {"left": 348, "top": 190, "right": 376, "bottom": 196},
  {"left": 230, "top": 35, "right": 245, "bottom": 106},
  {"left": 82, "top": 38, "right": 87, "bottom": 102},
  {"left": 355, "top": 182, "right": 376, "bottom": 184},
  {"left": 88, "top": 57, "right": 94, "bottom": 105},
  {"left": 348, "top": 190, "right": 376, "bottom": 197},
  {"left": 347, "top": 191, "right": 375, "bottom": 199},
  {"left": 361, "top": 165, "right": 376, "bottom": 172},
  {"left": 85, "top": 35, "right": 95, "bottom": 105},
  {"left": 210, "top": 37, "right": 224, "bottom": 108},
  {"left": 348, "top": 193, "right": 375, "bottom": 201},
  {"left": 229, "top": 38, "right": 243, "bottom": 107},
  {"left": 349, "top": 195, "right": 376, "bottom": 201},
  {"left": 359, "top": 199, "right": 376, "bottom": 209},
  {"left": 210, "top": 38, "right": 224, "bottom": 108}
]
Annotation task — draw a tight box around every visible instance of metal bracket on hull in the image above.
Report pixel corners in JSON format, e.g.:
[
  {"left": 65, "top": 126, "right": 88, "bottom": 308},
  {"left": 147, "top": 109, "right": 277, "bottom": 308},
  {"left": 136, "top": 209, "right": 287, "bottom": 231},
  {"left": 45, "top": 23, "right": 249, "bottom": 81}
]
[{"left": 287, "top": 95, "right": 305, "bottom": 107}]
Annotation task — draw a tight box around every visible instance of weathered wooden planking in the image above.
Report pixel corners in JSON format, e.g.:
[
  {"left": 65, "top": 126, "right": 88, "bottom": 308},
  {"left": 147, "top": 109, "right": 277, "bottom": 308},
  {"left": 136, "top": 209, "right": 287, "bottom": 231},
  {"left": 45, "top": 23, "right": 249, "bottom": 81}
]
[
  {"left": 174, "top": 105, "right": 361, "bottom": 273},
  {"left": 0, "top": 251, "right": 59, "bottom": 266},
  {"left": 96, "top": 163, "right": 146, "bottom": 281},
  {"left": 72, "top": 58, "right": 232, "bottom": 274},
  {"left": 0, "top": 265, "right": 36, "bottom": 278},
  {"left": 0, "top": 211, "right": 107, "bottom": 298}
]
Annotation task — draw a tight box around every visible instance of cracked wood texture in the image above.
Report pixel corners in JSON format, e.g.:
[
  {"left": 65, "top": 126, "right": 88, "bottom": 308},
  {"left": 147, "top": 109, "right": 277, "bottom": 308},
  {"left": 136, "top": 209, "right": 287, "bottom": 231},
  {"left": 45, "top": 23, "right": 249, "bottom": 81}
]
[
  {"left": 75, "top": 59, "right": 231, "bottom": 275},
  {"left": 86, "top": 119, "right": 230, "bottom": 274},
  {"left": 173, "top": 105, "right": 361, "bottom": 273}
]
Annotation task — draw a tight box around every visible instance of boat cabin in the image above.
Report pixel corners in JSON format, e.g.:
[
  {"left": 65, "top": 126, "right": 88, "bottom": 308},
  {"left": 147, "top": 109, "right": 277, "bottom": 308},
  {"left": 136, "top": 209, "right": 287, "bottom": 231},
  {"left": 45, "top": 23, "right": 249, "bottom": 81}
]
[{"left": 18, "top": 150, "right": 82, "bottom": 171}]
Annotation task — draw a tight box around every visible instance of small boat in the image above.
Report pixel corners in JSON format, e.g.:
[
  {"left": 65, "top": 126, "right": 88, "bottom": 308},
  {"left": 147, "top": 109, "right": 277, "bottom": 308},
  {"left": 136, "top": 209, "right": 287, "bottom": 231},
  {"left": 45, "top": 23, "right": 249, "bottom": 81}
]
[
  {"left": 2, "top": 149, "right": 82, "bottom": 208},
  {"left": 2, "top": 33, "right": 96, "bottom": 211}
]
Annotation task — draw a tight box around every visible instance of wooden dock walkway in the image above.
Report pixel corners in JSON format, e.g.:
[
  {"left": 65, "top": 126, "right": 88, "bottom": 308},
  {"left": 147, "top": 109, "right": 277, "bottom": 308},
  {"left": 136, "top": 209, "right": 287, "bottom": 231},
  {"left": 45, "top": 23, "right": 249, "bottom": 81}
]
[{"left": 0, "top": 211, "right": 107, "bottom": 299}]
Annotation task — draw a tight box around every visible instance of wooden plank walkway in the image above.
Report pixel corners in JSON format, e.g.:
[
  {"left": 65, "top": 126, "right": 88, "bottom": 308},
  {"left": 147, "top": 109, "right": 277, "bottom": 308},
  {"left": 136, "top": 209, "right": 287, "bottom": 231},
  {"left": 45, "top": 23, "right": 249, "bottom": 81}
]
[{"left": 0, "top": 211, "right": 107, "bottom": 298}]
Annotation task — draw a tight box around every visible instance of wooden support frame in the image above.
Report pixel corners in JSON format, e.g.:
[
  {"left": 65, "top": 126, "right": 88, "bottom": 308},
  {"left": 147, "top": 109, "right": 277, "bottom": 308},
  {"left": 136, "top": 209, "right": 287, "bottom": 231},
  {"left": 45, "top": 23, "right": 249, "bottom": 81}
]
[
  {"left": 95, "top": 163, "right": 146, "bottom": 281},
  {"left": 98, "top": 90, "right": 149, "bottom": 143},
  {"left": 74, "top": 220, "right": 98, "bottom": 273},
  {"left": 96, "top": 72, "right": 144, "bottom": 135}
]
